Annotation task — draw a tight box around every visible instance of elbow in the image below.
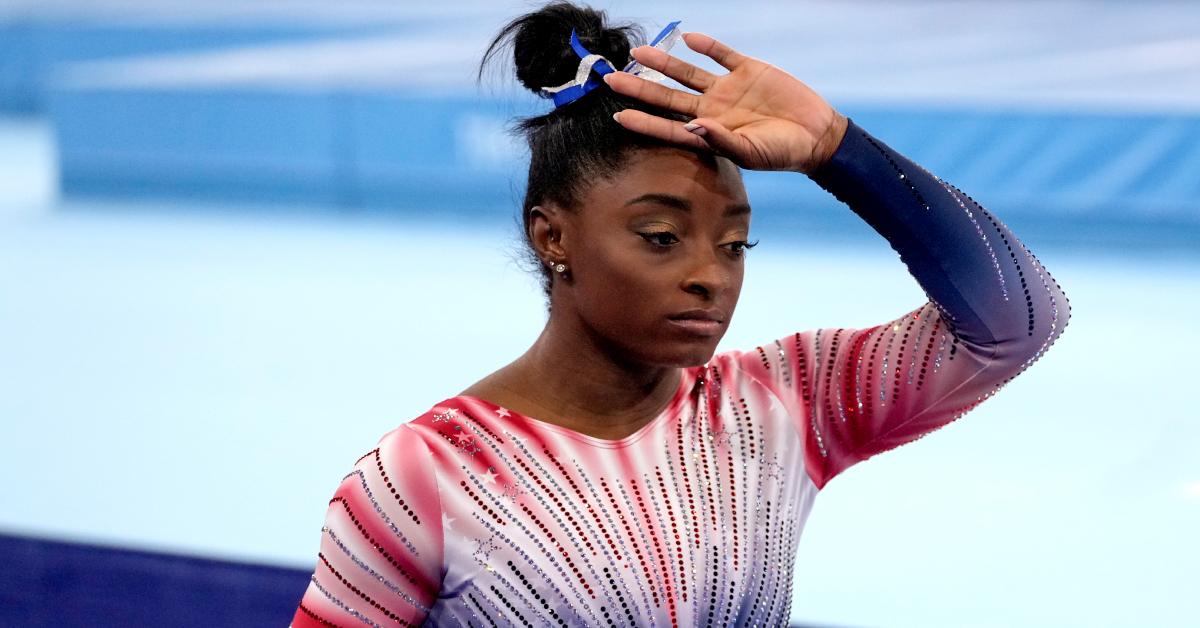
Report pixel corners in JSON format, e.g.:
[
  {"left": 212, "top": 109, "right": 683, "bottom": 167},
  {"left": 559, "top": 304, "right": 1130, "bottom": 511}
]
[
  {"left": 1009, "top": 279, "right": 1072, "bottom": 369},
  {"left": 1043, "top": 276, "right": 1072, "bottom": 350}
]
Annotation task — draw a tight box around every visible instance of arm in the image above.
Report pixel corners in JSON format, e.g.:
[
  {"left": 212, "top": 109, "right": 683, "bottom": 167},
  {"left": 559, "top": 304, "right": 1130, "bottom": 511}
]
[
  {"left": 291, "top": 424, "right": 444, "bottom": 626},
  {"left": 740, "top": 119, "right": 1070, "bottom": 488}
]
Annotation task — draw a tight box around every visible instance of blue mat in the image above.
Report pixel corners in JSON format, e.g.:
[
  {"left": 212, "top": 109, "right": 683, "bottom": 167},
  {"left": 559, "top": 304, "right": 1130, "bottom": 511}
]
[{"left": 0, "top": 532, "right": 309, "bottom": 627}]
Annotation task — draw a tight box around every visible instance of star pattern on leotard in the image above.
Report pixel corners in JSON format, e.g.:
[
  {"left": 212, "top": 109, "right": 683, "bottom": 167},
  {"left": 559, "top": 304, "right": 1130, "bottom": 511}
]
[
  {"left": 710, "top": 427, "right": 741, "bottom": 450},
  {"left": 471, "top": 536, "right": 501, "bottom": 566},
  {"left": 432, "top": 408, "right": 459, "bottom": 423},
  {"left": 501, "top": 482, "right": 527, "bottom": 503},
  {"left": 458, "top": 437, "right": 480, "bottom": 456},
  {"left": 760, "top": 455, "right": 785, "bottom": 481},
  {"left": 483, "top": 468, "right": 499, "bottom": 485}
]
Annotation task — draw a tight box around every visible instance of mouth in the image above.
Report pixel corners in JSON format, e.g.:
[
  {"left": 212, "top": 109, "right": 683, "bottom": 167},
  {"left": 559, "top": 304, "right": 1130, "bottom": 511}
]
[{"left": 666, "top": 309, "right": 726, "bottom": 337}]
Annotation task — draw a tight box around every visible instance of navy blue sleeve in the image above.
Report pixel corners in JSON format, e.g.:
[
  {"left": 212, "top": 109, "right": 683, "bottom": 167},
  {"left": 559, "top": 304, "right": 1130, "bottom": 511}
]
[{"left": 807, "top": 118, "right": 1071, "bottom": 349}]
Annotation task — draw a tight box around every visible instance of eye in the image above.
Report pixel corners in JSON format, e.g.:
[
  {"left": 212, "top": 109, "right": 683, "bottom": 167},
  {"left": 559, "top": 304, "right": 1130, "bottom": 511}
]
[
  {"left": 723, "top": 238, "right": 760, "bottom": 257},
  {"left": 639, "top": 231, "right": 680, "bottom": 248}
]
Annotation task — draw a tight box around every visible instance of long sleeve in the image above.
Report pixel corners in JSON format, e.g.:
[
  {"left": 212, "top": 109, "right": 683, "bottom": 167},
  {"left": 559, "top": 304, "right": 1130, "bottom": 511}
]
[
  {"left": 291, "top": 425, "right": 444, "bottom": 627},
  {"left": 734, "top": 118, "right": 1072, "bottom": 490}
]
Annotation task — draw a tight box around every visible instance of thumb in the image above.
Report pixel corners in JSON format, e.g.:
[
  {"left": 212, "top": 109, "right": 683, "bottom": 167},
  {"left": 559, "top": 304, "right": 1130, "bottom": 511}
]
[{"left": 682, "top": 118, "right": 748, "bottom": 162}]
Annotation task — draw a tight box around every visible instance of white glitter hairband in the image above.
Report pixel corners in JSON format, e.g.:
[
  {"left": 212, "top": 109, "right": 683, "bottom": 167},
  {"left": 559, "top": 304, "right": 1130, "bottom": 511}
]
[{"left": 540, "top": 20, "right": 683, "bottom": 108}]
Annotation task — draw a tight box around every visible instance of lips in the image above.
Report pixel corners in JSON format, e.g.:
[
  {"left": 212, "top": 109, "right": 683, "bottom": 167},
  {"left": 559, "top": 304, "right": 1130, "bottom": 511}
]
[
  {"left": 667, "top": 309, "right": 726, "bottom": 337},
  {"left": 668, "top": 308, "right": 725, "bottom": 323}
]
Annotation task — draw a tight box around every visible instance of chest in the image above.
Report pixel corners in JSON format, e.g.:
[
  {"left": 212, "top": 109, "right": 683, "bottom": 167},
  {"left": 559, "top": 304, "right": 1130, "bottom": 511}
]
[{"left": 432, "top": 391, "right": 817, "bottom": 626}]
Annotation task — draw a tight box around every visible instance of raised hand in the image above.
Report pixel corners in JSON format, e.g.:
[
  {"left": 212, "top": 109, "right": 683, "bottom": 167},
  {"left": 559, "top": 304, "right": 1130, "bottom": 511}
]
[{"left": 605, "top": 31, "right": 847, "bottom": 174}]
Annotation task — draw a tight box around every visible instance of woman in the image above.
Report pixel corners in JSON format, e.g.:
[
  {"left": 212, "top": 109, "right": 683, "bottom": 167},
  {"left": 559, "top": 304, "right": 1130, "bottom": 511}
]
[{"left": 291, "top": 3, "right": 1071, "bottom": 626}]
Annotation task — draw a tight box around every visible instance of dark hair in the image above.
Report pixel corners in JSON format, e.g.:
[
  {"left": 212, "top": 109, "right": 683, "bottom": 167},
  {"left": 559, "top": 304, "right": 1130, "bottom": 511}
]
[{"left": 479, "top": 1, "right": 692, "bottom": 303}]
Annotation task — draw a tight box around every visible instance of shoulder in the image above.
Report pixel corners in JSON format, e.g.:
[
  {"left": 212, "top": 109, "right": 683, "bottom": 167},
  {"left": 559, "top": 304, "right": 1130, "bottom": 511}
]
[
  {"left": 374, "top": 399, "right": 496, "bottom": 474},
  {"left": 352, "top": 404, "right": 459, "bottom": 495},
  {"left": 375, "top": 403, "right": 458, "bottom": 460},
  {"left": 705, "top": 342, "right": 769, "bottom": 388},
  {"left": 704, "top": 340, "right": 808, "bottom": 425},
  {"left": 691, "top": 345, "right": 786, "bottom": 415},
  {"left": 359, "top": 409, "right": 454, "bottom": 534}
]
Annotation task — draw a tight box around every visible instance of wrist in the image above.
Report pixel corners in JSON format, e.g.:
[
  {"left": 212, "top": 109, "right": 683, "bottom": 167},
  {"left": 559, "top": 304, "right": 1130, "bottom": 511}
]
[{"left": 800, "top": 111, "right": 848, "bottom": 174}]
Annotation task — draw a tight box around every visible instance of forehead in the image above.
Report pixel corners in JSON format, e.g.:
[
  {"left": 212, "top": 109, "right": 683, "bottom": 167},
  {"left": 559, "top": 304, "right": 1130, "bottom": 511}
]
[{"left": 580, "top": 147, "right": 748, "bottom": 215}]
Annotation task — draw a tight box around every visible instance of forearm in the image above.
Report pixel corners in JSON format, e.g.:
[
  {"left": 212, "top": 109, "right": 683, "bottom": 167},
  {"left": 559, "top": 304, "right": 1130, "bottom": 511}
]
[{"left": 806, "top": 119, "right": 1071, "bottom": 358}]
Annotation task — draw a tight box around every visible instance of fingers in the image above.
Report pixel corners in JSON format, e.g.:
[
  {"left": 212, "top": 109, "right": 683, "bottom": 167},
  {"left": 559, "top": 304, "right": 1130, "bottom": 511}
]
[
  {"left": 682, "top": 118, "right": 748, "bottom": 161},
  {"left": 628, "top": 44, "right": 715, "bottom": 91},
  {"left": 682, "top": 32, "right": 748, "bottom": 71},
  {"left": 604, "top": 72, "right": 700, "bottom": 116},
  {"left": 612, "top": 110, "right": 710, "bottom": 151}
]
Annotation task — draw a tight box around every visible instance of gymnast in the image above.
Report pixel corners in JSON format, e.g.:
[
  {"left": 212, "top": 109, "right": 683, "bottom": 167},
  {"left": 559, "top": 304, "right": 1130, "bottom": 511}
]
[{"left": 291, "top": 2, "right": 1071, "bottom": 625}]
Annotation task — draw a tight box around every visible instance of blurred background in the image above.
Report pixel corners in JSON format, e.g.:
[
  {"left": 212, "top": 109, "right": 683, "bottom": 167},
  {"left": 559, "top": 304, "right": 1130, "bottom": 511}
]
[{"left": 1, "top": 1, "right": 1197, "bottom": 626}]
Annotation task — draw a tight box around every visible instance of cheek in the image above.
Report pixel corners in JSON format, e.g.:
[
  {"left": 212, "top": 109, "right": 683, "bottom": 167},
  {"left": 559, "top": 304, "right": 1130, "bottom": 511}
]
[
  {"left": 582, "top": 253, "right": 645, "bottom": 295},
  {"left": 575, "top": 245, "right": 667, "bottom": 320}
]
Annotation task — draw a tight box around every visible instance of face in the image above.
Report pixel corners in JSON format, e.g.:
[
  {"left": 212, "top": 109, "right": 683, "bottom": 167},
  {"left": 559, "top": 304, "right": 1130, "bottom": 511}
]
[{"left": 544, "top": 147, "right": 752, "bottom": 368}]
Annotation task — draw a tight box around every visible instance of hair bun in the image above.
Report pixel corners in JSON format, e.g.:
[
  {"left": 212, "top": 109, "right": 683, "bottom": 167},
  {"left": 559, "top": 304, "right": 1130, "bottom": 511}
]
[{"left": 483, "top": 1, "right": 641, "bottom": 96}]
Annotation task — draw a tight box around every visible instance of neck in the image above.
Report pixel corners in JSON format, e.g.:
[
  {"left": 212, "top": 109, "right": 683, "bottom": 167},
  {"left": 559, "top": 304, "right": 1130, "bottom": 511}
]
[{"left": 508, "top": 307, "right": 682, "bottom": 439}]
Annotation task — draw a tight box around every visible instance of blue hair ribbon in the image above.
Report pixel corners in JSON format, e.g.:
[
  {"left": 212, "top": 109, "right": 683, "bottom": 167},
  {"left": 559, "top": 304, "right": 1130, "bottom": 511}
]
[{"left": 540, "top": 20, "right": 683, "bottom": 108}]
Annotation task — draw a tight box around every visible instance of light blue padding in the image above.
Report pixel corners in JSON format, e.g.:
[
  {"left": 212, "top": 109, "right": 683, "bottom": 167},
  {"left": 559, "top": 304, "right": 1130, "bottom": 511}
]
[
  {"left": 52, "top": 90, "right": 347, "bottom": 205},
  {"left": 844, "top": 108, "right": 1200, "bottom": 222},
  {"left": 742, "top": 107, "right": 1200, "bottom": 250},
  {"left": 49, "top": 88, "right": 536, "bottom": 214}
]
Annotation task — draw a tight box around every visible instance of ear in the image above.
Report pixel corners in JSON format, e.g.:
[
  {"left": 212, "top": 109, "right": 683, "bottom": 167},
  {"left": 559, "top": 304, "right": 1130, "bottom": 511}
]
[{"left": 528, "top": 203, "right": 569, "bottom": 262}]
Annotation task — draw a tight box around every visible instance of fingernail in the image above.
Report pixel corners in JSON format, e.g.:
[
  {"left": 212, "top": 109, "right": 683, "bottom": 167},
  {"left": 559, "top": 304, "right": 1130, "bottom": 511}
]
[
  {"left": 602, "top": 73, "right": 613, "bottom": 84},
  {"left": 683, "top": 122, "right": 707, "bottom": 136},
  {"left": 612, "top": 112, "right": 622, "bottom": 123}
]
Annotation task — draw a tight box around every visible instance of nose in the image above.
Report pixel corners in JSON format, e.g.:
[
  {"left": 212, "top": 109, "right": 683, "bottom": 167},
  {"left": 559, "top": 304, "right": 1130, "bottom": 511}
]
[{"left": 681, "top": 246, "right": 730, "bottom": 299}]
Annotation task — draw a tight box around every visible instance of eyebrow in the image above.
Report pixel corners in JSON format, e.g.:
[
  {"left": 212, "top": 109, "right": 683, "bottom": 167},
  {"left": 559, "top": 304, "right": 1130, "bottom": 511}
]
[{"left": 624, "top": 193, "right": 751, "bottom": 217}]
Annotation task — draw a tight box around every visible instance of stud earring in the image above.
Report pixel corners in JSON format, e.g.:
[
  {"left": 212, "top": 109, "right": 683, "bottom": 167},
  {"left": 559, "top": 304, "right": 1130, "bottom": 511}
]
[{"left": 554, "top": 263, "right": 567, "bottom": 274}]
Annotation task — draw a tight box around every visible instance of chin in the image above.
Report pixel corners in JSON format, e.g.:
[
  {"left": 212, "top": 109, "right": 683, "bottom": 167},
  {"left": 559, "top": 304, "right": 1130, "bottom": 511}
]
[
  {"left": 601, "top": 324, "right": 726, "bottom": 369},
  {"left": 676, "top": 353, "right": 717, "bottom": 368},
  {"left": 646, "top": 340, "right": 722, "bottom": 368}
]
